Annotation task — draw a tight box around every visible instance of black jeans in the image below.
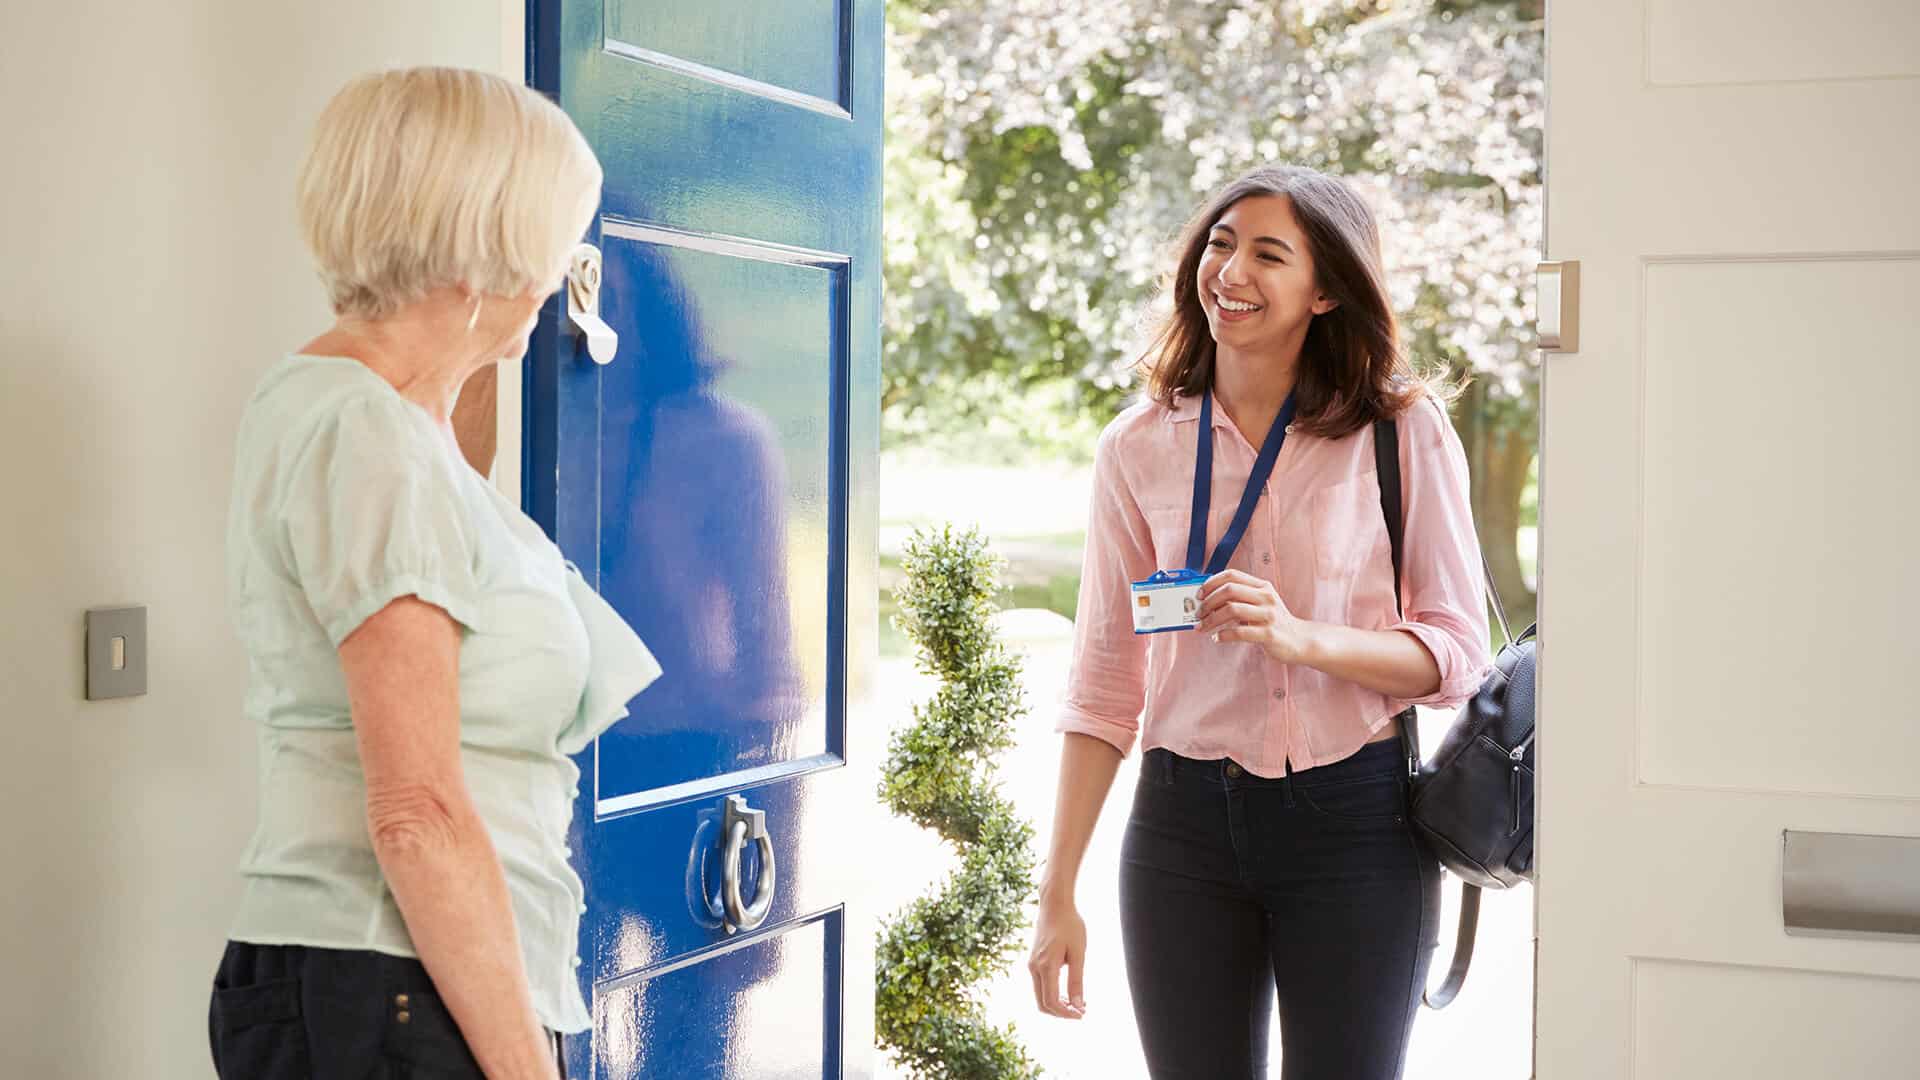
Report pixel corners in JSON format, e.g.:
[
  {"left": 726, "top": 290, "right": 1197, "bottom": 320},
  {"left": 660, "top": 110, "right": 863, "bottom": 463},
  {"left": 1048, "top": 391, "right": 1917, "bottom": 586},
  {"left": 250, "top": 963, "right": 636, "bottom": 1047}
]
[
  {"left": 1119, "top": 739, "right": 1441, "bottom": 1080},
  {"left": 207, "top": 941, "right": 568, "bottom": 1078}
]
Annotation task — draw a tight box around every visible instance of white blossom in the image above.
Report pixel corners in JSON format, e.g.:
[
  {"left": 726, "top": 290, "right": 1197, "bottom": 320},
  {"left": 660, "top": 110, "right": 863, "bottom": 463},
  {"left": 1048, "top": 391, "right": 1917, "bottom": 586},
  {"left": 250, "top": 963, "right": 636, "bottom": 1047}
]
[{"left": 885, "top": 0, "right": 1545, "bottom": 428}]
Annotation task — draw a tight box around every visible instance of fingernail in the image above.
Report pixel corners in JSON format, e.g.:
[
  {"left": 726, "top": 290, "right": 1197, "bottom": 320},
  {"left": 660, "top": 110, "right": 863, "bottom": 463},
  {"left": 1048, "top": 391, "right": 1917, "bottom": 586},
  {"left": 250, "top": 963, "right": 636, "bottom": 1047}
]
[{"left": 1211, "top": 633, "right": 1220, "bottom": 643}]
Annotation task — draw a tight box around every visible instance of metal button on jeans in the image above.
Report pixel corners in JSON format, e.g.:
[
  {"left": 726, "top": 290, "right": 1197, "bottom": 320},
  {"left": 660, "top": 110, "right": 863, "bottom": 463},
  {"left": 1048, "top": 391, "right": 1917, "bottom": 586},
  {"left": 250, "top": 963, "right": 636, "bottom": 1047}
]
[{"left": 1225, "top": 763, "right": 1243, "bottom": 779}]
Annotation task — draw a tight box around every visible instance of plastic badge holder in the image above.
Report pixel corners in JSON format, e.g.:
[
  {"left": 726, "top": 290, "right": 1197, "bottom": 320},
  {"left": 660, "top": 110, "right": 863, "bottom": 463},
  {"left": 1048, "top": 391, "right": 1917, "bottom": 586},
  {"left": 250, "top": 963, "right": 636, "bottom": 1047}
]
[{"left": 1130, "top": 569, "right": 1206, "bottom": 635}]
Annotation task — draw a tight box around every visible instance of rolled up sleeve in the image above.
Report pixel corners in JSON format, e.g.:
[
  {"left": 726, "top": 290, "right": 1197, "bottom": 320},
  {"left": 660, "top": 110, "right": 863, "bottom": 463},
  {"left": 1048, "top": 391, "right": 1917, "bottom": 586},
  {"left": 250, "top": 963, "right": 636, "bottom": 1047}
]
[
  {"left": 1387, "top": 398, "right": 1495, "bottom": 709},
  {"left": 1056, "top": 423, "right": 1155, "bottom": 755}
]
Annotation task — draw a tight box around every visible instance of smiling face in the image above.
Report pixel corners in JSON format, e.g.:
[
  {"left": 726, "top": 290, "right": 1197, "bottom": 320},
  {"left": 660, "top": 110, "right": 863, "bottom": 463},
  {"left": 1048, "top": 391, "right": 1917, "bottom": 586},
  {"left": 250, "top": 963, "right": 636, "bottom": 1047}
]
[
  {"left": 1146, "top": 165, "right": 1413, "bottom": 438},
  {"left": 1194, "top": 194, "right": 1338, "bottom": 355}
]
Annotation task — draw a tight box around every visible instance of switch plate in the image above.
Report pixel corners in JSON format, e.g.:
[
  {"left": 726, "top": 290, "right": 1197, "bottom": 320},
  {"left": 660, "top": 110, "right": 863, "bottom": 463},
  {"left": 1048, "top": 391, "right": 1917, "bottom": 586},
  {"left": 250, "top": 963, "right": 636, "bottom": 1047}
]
[{"left": 86, "top": 606, "right": 147, "bottom": 700}]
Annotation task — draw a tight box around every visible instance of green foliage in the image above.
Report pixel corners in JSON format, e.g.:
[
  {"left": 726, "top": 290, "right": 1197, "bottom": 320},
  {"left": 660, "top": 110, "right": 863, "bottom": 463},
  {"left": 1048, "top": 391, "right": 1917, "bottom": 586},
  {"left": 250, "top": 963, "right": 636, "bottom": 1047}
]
[
  {"left": 1002, "top": 574, "right": 1081, "bottom": 623},
  {"left": 882, "top": 0, "right": 1545, "bottom": 617},
  {"left": 876, "top": 526, "right": 1042, "bottom": 1079},
  {"left": 882, "top": 0, "right": 1545, "bottom": 448}
]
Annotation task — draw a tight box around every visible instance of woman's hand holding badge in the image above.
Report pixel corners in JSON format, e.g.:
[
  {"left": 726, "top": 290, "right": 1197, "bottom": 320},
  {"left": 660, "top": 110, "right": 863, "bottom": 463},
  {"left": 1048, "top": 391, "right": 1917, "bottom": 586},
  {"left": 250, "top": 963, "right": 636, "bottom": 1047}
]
[{"left": 1195, "top": 570, "right": 1312, "bottom": 663}]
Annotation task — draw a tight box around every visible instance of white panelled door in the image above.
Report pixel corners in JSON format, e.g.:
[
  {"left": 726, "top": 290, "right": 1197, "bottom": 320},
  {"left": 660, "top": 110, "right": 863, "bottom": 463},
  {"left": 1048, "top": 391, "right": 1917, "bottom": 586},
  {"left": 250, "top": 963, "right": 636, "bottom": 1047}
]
[{"left": 1537, "top": 1, "right": 1920, "bottom": 1077}]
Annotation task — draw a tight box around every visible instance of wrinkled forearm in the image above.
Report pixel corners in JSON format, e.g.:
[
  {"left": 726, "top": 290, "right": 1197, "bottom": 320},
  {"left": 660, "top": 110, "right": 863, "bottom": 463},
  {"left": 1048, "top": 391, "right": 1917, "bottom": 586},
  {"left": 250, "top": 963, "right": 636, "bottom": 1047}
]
[{"left": 369, "top": 787, "right": 558, "bottom": 1080}]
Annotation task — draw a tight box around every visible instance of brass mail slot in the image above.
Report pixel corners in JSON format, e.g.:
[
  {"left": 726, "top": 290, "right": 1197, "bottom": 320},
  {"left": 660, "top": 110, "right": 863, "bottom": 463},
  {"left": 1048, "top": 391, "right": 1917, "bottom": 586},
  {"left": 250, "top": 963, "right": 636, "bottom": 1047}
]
[{"left": 1782, "top": 829, "right": 1920, "bottom": 942}]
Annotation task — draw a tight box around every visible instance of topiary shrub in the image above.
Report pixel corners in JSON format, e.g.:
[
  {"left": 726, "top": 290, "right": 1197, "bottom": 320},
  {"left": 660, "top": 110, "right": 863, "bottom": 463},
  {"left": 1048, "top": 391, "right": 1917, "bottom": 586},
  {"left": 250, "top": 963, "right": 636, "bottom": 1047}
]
[{"left": 876, "top": 525, "right": 1042, "bottom": 1079}]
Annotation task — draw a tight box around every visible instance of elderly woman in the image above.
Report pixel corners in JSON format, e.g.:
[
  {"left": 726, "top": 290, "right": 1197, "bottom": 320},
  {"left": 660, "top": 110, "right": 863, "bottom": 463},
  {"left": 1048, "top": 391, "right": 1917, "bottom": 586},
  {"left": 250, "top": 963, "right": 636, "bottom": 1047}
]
[{"left": 207, "top": 68, "right": 659, "bottom": 1079}]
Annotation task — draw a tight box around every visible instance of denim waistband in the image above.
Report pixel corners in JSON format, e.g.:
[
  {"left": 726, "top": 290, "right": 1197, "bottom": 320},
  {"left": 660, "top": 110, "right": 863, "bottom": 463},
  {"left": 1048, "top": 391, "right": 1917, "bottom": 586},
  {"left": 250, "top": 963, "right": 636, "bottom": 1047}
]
[{"left": 1145, "top": 736, "right": 1407, "bottom": 791}]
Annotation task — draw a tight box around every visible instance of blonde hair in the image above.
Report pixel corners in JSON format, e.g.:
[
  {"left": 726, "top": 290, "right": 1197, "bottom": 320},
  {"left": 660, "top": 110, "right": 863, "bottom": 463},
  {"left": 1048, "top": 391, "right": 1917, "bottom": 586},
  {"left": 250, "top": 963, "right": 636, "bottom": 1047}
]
[{"left": 296, "top": 66, "right": 603, "bottom": 320}]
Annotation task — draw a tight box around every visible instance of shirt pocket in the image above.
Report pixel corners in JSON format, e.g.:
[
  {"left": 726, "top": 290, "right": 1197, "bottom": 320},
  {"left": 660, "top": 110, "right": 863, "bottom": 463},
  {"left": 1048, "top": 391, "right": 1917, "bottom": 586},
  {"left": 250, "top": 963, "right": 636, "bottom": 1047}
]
[
  {"left": 1308, "top": 474, "right": 1388, "bottom": 584},
  {"left": 1143, "top": 504, "right": 1241, "bottom": 573},
  {"left": 1142, "top": 505, "right": 1192, "bottom": 571}
]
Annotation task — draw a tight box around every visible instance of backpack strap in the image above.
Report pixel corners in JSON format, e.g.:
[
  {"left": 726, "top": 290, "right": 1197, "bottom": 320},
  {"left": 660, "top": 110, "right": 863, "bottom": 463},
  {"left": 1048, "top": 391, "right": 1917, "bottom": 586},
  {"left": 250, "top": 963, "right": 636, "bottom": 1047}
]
[
  {"left": 1423, "top": 886, "right": 1480, "bottom": 1009},
  {"left": 1373, "top": 411, "right": 1480, "bottom": 1011},
  {"left": 1371, "top": 416, "right": 1416, "bottom": 775},
  {"left": 1372, "top": 415, "right": 1405, "bottom": 607}
]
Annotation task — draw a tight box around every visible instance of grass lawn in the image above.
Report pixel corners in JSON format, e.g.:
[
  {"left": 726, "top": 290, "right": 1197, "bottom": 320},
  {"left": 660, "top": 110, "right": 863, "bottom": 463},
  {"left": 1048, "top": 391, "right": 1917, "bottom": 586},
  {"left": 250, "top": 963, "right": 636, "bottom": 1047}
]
[{"left": 878, "top": 543, "right": 1085, "bottom": 659}]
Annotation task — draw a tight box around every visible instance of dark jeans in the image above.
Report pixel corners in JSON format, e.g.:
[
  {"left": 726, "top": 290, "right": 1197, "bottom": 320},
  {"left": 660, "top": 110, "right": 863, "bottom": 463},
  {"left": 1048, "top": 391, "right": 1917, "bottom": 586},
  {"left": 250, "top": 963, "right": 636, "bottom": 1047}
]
[
  {"left": 1119, "top": 739, "right": 1441, "bottom": 1080},
  {"left": 207, "top": 941, "right": 568, "bottom": 1078}
]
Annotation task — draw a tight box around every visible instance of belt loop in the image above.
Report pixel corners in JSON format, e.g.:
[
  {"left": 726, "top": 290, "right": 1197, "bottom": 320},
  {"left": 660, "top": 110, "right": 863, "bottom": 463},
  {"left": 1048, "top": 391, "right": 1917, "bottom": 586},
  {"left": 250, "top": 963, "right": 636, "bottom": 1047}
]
[
  {"left": 1158, "top": 749, "right": 1174, "bottom": 787},
  {"left": 1281, "top": 756, "right": 1296, "bottom": 808}
]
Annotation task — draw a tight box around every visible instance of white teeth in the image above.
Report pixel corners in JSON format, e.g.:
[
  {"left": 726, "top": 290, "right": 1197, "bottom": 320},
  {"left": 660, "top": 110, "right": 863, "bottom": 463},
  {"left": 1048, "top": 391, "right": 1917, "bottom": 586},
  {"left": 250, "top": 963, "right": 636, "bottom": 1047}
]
[{"left": 1217, "top": 295, "right": 1261, "bottom": 313}]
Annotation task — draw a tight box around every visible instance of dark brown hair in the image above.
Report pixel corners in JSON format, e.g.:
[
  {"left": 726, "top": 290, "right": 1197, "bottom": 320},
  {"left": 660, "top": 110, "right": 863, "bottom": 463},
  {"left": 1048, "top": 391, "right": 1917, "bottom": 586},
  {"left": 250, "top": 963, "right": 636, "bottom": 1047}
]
[{"left": 1138, "top": 164, "right": 1458, "bottom": 437}]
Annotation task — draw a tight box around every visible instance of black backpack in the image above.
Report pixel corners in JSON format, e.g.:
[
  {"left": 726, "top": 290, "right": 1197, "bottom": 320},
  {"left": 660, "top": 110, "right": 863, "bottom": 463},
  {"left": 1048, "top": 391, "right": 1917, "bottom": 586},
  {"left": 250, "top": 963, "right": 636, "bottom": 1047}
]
[{"left": 1374, "top": 415, "right": 1538, "bottom": 1010}]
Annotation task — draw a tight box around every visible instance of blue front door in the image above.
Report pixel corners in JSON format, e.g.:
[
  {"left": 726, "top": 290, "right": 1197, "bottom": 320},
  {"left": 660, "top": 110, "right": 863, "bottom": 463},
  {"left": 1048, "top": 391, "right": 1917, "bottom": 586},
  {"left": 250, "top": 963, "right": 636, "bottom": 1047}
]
[{"left": 524, "top": 2, "right": 882, "bottom": 1075}]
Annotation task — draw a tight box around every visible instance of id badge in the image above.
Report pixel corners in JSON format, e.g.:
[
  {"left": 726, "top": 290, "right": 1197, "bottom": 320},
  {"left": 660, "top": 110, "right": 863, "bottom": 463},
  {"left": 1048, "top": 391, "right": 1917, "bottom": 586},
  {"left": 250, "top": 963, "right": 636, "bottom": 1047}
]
[{"left": 1129, "top": 569, "right": 1206, "bottom": 634}]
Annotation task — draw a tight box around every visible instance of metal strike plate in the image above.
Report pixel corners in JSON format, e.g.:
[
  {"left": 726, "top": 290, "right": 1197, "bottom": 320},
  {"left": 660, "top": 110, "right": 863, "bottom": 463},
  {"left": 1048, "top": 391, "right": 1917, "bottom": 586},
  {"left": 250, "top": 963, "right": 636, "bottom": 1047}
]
[
  {"left": 1536, "top": 259, "right": 1580, "bottom": 353},
  {"left": 86, "top": 606, "right": 147, "bottom": 700},
  {"left": 1783, "top": 829, "right": 1920, "bottom": 942}
]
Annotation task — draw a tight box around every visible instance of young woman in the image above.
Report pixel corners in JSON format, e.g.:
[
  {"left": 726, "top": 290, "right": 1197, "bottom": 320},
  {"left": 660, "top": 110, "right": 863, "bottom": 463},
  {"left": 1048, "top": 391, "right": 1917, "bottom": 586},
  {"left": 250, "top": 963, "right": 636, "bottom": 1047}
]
[{"left": 1026, "top": 164, "right": 1493, "bottom": 1079}]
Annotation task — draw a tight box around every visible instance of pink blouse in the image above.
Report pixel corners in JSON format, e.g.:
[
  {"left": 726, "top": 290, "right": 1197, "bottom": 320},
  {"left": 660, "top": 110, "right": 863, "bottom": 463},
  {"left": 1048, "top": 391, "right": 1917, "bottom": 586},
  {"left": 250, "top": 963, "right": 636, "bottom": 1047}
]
[{"left": 1057, "top": 391, "right": 1493, "bottom": 777}]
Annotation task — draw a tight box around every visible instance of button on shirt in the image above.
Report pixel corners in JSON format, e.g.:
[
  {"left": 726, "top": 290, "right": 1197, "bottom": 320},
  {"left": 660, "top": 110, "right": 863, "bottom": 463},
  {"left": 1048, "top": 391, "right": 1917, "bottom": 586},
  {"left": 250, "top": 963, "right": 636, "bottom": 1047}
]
[
  {"left": 1058, "top": 392, "right": 1493, "bottom": 777},
  {"left": 224, "top": 356, "right": 662, "bottom": 1034}
]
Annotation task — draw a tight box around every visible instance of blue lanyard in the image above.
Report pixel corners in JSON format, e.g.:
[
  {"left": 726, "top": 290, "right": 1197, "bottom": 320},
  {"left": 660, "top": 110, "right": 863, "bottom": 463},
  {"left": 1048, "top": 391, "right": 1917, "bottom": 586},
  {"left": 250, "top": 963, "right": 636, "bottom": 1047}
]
[{"left": 1186, "top": 390, "right": 1298, "bottom": 575}]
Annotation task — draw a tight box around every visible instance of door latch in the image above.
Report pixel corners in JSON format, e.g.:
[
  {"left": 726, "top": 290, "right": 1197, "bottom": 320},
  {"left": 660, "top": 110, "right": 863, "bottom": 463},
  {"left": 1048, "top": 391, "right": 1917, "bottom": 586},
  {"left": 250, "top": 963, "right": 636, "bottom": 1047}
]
[
  {"left": 1536, "top": 260, "right": 1580, "bottom": 353},
  {"left": 566, "top": 243, "right": 618, "bottom": 365}
]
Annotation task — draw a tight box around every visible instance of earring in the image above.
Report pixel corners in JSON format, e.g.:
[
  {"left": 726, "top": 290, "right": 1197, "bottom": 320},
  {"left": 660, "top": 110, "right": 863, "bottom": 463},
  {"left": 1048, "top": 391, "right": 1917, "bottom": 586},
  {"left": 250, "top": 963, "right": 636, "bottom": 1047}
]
[{"left": 466, "top": 295, "right": 483, "bottom": 333}]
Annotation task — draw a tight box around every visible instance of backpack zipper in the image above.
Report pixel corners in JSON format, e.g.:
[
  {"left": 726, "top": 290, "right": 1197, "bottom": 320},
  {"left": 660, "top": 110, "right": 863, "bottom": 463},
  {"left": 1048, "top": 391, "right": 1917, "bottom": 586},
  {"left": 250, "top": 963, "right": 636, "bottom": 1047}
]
[
  {"left": 1508, "top": 730, "right": 1535, "bottom": 762},
  {"left": 1507, "top": 730, "right": 1534, "bottom": 835}
]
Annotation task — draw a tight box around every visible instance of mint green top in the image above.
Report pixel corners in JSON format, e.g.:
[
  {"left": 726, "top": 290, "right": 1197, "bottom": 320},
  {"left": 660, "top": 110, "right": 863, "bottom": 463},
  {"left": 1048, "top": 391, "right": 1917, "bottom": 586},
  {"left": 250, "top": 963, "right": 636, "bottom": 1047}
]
[{"left": 223, "top": 355, "right": 660, "bottom": 1033}]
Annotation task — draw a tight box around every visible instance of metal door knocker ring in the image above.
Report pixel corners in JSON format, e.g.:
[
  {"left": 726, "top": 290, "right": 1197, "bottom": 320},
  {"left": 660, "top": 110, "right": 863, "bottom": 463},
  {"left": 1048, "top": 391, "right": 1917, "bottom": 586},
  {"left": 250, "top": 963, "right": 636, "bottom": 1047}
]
[{"left": 721, "top": 795, "right": 777, "bottom": 934}]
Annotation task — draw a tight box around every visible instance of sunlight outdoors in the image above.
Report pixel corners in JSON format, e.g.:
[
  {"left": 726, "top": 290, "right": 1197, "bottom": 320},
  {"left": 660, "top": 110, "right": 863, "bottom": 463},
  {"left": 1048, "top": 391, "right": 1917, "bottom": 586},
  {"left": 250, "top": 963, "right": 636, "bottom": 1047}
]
[{"left": 874, "top": 0, "right": 1543, "bottom": 1076}]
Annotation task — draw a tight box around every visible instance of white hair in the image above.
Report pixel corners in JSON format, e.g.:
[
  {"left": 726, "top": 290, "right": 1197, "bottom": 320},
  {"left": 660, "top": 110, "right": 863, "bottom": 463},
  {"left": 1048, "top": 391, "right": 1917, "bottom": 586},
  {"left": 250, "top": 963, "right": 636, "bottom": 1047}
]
[{"left": 296, "top": 66, "right": 603, "bottom": 319}]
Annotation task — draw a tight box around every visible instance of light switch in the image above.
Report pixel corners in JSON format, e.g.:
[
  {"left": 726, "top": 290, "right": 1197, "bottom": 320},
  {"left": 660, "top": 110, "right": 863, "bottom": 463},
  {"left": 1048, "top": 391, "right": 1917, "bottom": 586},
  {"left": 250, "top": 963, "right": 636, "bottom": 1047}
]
[{"left": 86, "top": 607, "right": 146, "bottom": 700}]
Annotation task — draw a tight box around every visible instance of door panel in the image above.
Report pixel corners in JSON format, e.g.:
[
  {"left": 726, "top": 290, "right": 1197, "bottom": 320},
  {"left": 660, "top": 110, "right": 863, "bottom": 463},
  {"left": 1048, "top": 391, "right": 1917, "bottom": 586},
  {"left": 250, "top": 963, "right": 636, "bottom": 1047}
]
[
  {"left": 595, "top": 911, "right": 843, "bottom": 1079},
  {"left": 594, "top": 223, "right": 847, "bottom": 802},
  {"left": 1645, "top": 0, "right": 1920, "bottom": 85},
  {"left": 1538, "top": 2, "right": 1920, "bottom": 1077},
  {"left": 1636, "top": 257, "right": 1918, "bottom": 798},
  {"left": 603, "top": 0, "right": 850, "bottom": 113},
  {"left": 526, "top": 0, "right": 881, "bottom": 1075},
  {"left": 1631, "top": 959, "right": 1920, "bottom": 1077}
]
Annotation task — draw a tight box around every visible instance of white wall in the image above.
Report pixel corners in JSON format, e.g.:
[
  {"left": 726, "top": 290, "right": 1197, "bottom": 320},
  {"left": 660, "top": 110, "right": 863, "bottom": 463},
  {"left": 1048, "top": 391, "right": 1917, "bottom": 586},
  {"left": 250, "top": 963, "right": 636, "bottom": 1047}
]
[{"left": 0, "top": 3, "right": 521, "bottom": 1076}]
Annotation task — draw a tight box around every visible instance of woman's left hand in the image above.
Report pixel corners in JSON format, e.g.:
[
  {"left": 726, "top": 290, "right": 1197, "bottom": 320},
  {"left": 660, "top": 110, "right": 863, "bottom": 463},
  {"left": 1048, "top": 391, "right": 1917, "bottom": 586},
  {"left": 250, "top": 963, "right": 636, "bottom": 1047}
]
[{"left": 1195, "top": 570, "right": 1312, "bottom": 664}]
